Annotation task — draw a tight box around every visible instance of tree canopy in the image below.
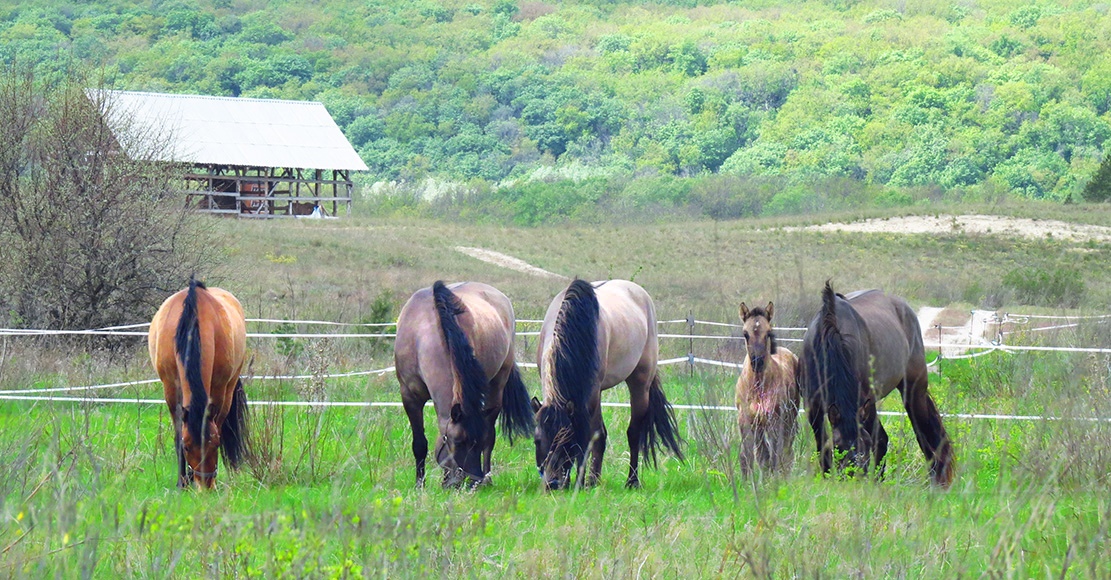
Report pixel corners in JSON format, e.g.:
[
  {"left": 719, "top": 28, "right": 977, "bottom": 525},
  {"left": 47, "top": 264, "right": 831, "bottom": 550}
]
[{"left": 3, "top": 0, "right": 1110, "bottom": 201}]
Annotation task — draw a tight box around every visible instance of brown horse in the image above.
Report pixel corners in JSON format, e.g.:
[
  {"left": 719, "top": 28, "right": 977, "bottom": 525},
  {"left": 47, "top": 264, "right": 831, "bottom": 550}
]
[
  {"left": 149, "top": 278, "right": 249, "bottom": 489},
  {"left": 532, "top": 279, "right": 683, "bottom": 490},
  {"left": 394, "top": 281, "right": 534, "bottom": 488},
  {"left": 800, "top": 282, "right": 955, "bottom": 487},
  {"left": 735, "top": 301, "right": 799, "bottom": 476}
]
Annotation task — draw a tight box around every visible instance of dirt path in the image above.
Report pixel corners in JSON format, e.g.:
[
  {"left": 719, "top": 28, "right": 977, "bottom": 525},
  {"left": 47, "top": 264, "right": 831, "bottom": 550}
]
[
  {"left": 788, "top": 214, "right": 1111, "bottom": 243},
  {"left": 454, "top": 246, "right": 568, "bottom": 280}
]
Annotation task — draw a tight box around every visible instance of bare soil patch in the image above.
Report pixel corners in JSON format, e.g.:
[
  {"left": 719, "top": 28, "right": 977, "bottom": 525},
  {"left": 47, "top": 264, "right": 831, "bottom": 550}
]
[{"left": 788, "top": 214, "right": 1111, "bottom": 244}]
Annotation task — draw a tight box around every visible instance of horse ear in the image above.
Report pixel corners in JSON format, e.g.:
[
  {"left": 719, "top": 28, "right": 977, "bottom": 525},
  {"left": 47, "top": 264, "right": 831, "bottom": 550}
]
[
  {"left": 531, "top": 397, "right": 541, "bottom": 413},
  {"left": 739, "top": 302, "right": 749, "bottom": 321},
  {"left": 450, "top": 403, "right": 462, "bottom": 422},
  {"left": 766, "top": 302, "right": 774, "bottom": 321}
]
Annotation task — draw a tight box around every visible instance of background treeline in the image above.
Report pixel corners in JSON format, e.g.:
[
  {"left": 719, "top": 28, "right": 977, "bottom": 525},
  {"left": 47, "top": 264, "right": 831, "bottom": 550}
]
[{"left": 4, "top": 0, "right": 1111, "bottom": 218}]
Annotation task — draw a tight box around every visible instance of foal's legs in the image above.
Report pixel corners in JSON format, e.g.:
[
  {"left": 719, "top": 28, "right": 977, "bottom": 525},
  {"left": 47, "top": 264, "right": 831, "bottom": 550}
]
[
  {"left": 401, "top": 386, "right": 430, "bottom": 487},
  {"left": 901, "top": 367, "right": 955, "bottom": 487}
]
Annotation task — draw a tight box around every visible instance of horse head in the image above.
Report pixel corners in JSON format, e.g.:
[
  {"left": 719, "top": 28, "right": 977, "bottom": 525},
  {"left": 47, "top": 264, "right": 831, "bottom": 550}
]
[
  {"left": 180, "top": 408, "right": 221, "bottom": 489},
  {"left": 436, "top": 402, "right": 492, "bottom": 488},
  {"left": 741, "top": 301, "right": 777, "bottom": 374},
  {"left": 532, "top": 397, "right": 584, "bottom": 490}
]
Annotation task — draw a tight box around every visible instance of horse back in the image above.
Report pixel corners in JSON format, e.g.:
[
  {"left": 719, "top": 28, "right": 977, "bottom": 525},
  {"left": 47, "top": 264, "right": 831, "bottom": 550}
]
[
  {"left": 595, "top": 280, "right": 657, "bottom": 390},
  {"left": 845, "top": 290, "right": 923, "bottom": 397},
  {"left": 149, "top": 285, "right": 246, "bottom": 412},
  {"left": 395, "top": 282, "right": 513, "bottom": 404}
]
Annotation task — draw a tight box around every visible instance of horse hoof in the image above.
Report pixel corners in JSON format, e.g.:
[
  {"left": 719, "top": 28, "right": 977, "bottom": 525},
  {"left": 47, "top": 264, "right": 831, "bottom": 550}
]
[{"left": 625, "top": 478, "right": 641, "bottom": 489}]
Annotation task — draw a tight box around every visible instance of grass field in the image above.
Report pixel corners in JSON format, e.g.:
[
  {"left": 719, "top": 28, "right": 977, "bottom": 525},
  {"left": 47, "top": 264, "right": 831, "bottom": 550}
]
[{"left": 2, "top": 205, "right": 1111, "bottom": 577}]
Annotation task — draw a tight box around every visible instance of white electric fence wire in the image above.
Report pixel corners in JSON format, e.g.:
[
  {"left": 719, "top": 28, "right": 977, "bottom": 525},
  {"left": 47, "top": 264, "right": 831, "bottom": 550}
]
[{"left": 2, "top": 393, "right": 1109, "bottom": 423}]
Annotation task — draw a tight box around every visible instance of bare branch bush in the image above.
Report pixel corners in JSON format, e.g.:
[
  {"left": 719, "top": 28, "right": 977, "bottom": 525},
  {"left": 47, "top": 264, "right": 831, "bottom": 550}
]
[{"left": 0, "top": 65, "right": 213, "bottom": 341}]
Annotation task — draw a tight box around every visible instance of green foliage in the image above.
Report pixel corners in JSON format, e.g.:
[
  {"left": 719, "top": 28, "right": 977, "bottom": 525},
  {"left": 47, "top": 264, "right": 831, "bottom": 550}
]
[
  {"left": 1082, "top": 154, "right": 1111, "bottom": 203},
  {"left": 273, "top": 322, "right": 305, "bottom": 360},
  {"left": 4, "top": 0, "right": 1110, "bottom": 204},
  {"left": 1002, "top": 266, "right": 1086, "bottom": 308}
]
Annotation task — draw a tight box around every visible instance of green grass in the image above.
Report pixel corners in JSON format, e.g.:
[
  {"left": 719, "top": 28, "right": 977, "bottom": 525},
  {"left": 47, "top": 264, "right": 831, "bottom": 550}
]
[{"left": 3, "top": 207, "right": 1111, "bottom": 577}]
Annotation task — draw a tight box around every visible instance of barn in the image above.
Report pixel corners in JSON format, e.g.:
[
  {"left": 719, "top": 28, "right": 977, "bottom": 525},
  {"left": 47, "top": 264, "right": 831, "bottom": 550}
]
[{"left": 95, "top": 90, "right": 367, "bottom": 218}]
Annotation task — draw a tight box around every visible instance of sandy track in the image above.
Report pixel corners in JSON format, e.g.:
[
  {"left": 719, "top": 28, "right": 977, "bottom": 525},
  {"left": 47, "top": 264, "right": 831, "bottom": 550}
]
[
  {"left": 787, "top": 214, "right": 1111, "bottom": 244},
  {"left": 454, "top": 246, "right": 568, "bottom": 280}
]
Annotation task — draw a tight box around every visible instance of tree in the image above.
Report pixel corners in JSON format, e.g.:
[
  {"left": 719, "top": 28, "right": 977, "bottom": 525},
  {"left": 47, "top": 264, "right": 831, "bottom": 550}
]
[
  {"left": 0, "top": 66, "right": 213, "bottom": 333},
  {"left": 1083, "top": 153, "right": 1111, "bottom": 203}
]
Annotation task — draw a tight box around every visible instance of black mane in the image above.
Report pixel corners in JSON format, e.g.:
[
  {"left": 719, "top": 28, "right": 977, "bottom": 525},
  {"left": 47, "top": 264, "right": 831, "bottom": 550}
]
[
  {"left": 433, "top": 281, "right": 488, "bottom": 443},
  {"left": 550, "top": 278, "right": 599, "bottom": 460},
  {"left": 174, "top": 276, "right": 208, "bottom": 443},
  {"left": 805, "top": 281, "right": 863, "bottom": 448}
]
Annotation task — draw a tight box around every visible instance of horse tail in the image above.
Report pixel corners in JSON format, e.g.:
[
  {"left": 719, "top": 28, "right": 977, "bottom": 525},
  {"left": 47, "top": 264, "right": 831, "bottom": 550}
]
[
  {"left": 640, "top": 373, "right": 684, "bottom": 466},
  {"left": 174, "top": 277, "right": 209, "bottom": 444},
  {"left": 220, "top": 378, "right": 250, "bottom": 469},
  {"left": 432, "top": 281, "right": 487, "bottom": 440},
  {"left": 499, "top": 364, "right": 535, "bottom": 444},
  {"left": 811, "top": 281, "right": 861, "bottom": 447},
  {"left": 552, "top": 279, "right": 599, "bottom": 451}
]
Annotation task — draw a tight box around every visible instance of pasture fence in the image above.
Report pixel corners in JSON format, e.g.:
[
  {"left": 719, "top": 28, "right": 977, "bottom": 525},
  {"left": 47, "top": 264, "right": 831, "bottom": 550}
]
[{"left": 1, "top": 311, "right": 1110, "bottom": 423}]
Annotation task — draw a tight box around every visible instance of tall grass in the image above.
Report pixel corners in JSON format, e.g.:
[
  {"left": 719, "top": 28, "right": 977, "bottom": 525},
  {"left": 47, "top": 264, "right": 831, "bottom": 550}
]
[{"left": 2, "top": 208, "right": 1111, "bottom": 576}]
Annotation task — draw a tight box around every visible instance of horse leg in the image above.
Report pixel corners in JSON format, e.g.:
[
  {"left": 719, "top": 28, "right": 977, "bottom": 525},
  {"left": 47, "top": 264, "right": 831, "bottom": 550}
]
[
  {"left": 625, "top": 370, "right": 653, "bottom": 489},
  {"left": 587, "top": 416, "right": 607, "bottom": 487},
  {"left": 737, "top": 422, "right": 755, "bottom": 477},
  {"left": 401, "top": 391, "right": 429, "bottom": 488},
  {"left": 857, "top": 395, "right": 879, "bottom": 478},
  {"left": 901, "top": 371, "right": 955, "bottom": 487},
  {"left": 806, "top": 393, "right": 831, "bottom": 473},
  {"left": 174, "top": 418, "right": 189, "bottom": 489},
  {"left": 481, "top": 406, "right": 498, "bottom": 486},
  {"left": 874, "top": 416, "right": 889, "bottom": 481}
]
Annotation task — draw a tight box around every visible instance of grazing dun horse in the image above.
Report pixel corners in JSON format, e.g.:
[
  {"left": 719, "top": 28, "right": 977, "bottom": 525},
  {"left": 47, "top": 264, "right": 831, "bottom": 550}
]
[
  {"left": 801, "top": 282, "right": 955, "bottom": 487},
  {"left": 533, "top": 279, "right": 683, "bottom": 490},
  {"left": 395, "top": 281, "right": 534, "bottom": 488},
  {"left": 149, "top": 278, "right": 249, "bottom": 489},
  {"left": 735, "top": 301, "right": 799, "bottom": 475}
]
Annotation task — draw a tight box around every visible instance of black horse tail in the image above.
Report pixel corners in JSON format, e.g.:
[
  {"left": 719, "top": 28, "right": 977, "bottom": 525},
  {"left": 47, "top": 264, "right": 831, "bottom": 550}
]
[
  {"left": 640, "top": 373, "right": 684, "bottom": 466},
  {"left": 812, "top": 281, "right": 861, "bottom": 447},
  {"left": 175, "top": 277, "right": 209, "bottom": 445},
  {"left": 499, "top": 364, "right": 535, "bottom": 444},
  {"left": 553, "top": 279, "right": 599, "bottom": 453},
  {"left": 220, "top": 378, "right": 250, "bottom": 469},
  {"left": 432, "top": 281, "right": 487, "bottom": 441}
]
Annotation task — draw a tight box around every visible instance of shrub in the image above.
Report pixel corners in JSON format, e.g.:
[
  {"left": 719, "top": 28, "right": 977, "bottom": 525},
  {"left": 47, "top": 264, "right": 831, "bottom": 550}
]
[
  {"left": 0, "top": 66, "right": 212, "bottom": 333},
  {"left": 1082, "top": 153, "right": 1111, "bottom": 203},
  {"left": 1002, "top": 266, "right": 1085, "bottom": 308}
]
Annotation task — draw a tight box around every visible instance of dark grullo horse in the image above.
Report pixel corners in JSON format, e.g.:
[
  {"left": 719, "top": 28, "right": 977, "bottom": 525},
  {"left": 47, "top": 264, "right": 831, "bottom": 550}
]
[
  {"left": 394, "top": 281, "right": 534, "bottom": 488},
  {"left": 532, "top": 279, "right": 683, "bottom": 490},
  {"left": 149, "top": 278, "right": 250, "bottom": 489},
  {"left": 735, "top": 301, "right": 800, "bottom": 476},
  {"left": 801, "top": 282, "right": 955, "bottom": 487}
]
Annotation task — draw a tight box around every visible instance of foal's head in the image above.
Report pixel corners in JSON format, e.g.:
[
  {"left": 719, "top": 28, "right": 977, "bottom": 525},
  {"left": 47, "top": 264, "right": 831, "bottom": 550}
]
[{"left": 740, "top": 301, "right": 778, "bottom": 374}]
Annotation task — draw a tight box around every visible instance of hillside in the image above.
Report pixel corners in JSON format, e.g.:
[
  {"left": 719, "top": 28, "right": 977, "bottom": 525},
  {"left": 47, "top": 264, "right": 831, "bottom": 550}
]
[{"left": 4, "top": 0, "right": 1110, "bottom": 205}]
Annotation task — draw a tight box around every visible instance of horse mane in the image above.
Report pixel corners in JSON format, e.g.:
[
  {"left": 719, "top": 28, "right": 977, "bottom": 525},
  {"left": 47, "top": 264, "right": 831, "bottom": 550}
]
[
  {"left": 432, "top": 281, "right": 487, "bottom": 443},
  {"left": 175, "top": 276, "right": 209, "bottom": 443},
  {"left": 808, "top": 281, "right": 861, "bottom": 446},
  {"left": 549, "top": 278, "right": 599, "bottom": 456}
]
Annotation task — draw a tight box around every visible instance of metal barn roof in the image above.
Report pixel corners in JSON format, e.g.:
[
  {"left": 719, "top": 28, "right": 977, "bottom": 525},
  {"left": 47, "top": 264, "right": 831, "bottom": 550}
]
[{"left": 94, "top": 90, "right": 368, "bottom": 171}]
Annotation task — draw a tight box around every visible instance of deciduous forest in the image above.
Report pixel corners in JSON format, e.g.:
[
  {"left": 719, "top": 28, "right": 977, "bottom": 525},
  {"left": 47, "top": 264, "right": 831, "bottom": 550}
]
[{"left": 4, "top": 0, "right": 1110, "bottom": 218}]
